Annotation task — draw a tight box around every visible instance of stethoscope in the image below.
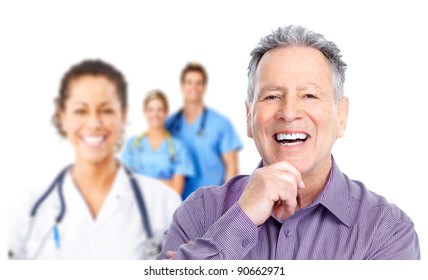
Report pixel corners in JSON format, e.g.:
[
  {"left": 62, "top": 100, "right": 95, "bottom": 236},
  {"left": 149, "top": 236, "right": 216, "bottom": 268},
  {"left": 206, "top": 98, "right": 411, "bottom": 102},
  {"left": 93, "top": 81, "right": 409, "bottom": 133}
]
[
  {"left": 24, "top": 164, "right": 160, "bottom": 259},
  {"left": 169, "top": 107, "right": 207, "bottom": 137},
  {"left": 130, "top": 131, "right": 177, "bottom": 164}
]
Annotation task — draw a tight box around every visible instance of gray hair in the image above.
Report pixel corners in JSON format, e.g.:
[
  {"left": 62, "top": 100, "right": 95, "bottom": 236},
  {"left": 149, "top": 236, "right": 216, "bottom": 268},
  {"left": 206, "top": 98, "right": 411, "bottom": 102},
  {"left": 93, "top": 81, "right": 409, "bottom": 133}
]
[{"left": 247, "top": 25, "right": 347, "bottom": 104}]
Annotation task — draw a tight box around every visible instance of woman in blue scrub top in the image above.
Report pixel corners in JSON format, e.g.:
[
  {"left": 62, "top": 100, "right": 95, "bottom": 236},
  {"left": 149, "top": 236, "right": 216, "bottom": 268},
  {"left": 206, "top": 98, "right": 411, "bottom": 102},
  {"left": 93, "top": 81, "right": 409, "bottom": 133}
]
[{"left": 121, "top": 90, "right": 194, "bottom": 195}]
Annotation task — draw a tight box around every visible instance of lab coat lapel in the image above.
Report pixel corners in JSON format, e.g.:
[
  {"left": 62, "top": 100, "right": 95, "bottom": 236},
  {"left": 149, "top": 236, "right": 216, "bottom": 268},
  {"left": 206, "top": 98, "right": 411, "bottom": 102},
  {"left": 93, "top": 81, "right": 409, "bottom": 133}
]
[{"left": 94, "top": 166, "right": 132, "bottom": 226}]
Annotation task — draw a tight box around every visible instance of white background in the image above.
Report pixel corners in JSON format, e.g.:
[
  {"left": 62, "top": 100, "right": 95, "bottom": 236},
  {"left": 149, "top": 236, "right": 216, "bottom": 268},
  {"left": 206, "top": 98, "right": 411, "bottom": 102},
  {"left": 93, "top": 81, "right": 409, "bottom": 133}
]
[{"left": 1, "top": 0, "right": 427, "bottom": 276}]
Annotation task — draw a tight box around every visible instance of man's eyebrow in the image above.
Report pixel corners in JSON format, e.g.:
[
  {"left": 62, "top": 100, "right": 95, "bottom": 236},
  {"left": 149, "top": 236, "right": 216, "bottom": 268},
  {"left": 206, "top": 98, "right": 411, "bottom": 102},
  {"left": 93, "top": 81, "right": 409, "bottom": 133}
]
[{"left": 259, "top": 85, "right": 287, "bottom": 93}]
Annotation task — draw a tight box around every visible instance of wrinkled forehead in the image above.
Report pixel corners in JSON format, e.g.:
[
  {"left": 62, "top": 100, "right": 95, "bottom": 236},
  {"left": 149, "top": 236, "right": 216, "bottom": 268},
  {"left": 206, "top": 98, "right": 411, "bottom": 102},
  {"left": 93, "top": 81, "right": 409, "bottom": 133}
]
[{"left": 253, "top": 47, "right": 334, "bottom": 96}]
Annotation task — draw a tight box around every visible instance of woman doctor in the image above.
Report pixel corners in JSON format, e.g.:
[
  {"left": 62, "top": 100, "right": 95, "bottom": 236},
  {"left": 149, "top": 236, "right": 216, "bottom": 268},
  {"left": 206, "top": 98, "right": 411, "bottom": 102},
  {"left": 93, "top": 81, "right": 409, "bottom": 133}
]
[
  {"left": 8, "top": 60, "right": 181, "bottom": 259},
  {"left": 121, "top": 90, "right": 194, "bottom": 195}
]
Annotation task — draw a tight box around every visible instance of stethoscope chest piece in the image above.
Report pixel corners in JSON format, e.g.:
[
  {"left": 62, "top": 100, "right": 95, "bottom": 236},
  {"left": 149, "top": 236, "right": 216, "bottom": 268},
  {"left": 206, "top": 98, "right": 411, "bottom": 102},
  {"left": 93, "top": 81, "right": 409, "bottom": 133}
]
[
  {"left": 197, "top": 129, "right": 205, "bottom": 138},
  {"left": 142, "top": 238, "right": 162, "bottom": 259},
  {"left": 172, "top": 108, "right": 207, "bottom": 138}
]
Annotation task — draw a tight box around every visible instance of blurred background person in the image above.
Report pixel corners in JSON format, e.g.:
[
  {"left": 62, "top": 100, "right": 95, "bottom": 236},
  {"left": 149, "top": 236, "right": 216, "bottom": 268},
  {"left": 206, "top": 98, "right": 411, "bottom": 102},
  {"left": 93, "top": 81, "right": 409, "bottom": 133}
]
[
  {"left": 166, "top": 62, "right": 243, "bottom": 199},
  {"left": 8, "top": 60, "right": 181, "bottom": 259},
  {"left": 121, "top": 89, "right": 194, "bottom": 195}
]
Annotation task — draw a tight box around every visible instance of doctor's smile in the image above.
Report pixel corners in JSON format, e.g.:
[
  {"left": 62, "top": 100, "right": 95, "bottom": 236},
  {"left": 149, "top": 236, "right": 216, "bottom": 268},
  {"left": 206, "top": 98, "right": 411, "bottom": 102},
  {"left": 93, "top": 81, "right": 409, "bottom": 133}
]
[
  {"left": 80, "top": 135, "right": 107, "bottom": 148},
  {"left": 59, "top": 74, "right": 125, "bottom": 164}
]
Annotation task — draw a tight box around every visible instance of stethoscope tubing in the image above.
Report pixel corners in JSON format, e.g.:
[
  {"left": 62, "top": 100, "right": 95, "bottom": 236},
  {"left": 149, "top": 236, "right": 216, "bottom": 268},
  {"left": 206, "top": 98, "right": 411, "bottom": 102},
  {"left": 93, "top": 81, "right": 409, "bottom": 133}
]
[
  {"left": 130, "top": 131, "right": 177, "bottom": 164},
  {"left": 171, "top": 107, "right": 207, "bottom": 137},
  {"left": 125, "top": 168, "right": 154, "bottom": 238},
  {"left": 30, "top": 165, "right": 70, "bottom": 223},
  {"left": 29, "top": 165, "right": 154, "bottom": 239}
]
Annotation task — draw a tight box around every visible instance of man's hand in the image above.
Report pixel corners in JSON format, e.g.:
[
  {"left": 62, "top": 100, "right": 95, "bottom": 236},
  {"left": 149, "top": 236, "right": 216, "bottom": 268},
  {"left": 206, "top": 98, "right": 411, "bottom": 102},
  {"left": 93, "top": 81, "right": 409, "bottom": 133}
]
[
  {"left": 165, "top": 240, "right": 194, "bottom": 259},
  {"left": 165, "top": 250, "right": 177, "bottom": 259},
  {"left": 237, "top": 161, "right": 305, "bottom": 226}
]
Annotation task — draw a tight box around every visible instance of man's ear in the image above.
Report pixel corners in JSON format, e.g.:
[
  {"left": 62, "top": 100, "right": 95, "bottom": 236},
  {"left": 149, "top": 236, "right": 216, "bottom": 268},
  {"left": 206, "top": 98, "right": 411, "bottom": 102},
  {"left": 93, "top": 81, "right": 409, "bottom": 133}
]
[
  {"left": 246, "top": 101, "right": 253, "bottom": 138},
  {"left": 337, "top": 97, "right": 349, "bottom": 138}
]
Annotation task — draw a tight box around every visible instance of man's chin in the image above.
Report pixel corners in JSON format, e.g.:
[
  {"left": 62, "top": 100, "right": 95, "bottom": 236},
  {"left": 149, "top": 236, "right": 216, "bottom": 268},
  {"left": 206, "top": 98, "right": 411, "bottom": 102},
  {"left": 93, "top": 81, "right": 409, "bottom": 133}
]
[{"left": 265, "top": 157, "right": 307, "bottom": 172}]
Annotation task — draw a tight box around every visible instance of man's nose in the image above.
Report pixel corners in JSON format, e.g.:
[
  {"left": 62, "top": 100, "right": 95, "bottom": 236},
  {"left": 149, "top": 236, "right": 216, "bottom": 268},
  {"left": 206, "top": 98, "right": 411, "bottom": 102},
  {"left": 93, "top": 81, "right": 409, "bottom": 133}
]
[{"left": 275, "top": 95, "right": 303, "bottom": 122}]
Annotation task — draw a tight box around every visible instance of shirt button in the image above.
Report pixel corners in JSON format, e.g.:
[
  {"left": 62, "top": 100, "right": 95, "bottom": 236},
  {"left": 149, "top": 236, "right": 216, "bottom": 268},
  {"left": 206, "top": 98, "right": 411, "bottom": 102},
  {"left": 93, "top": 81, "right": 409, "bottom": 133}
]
[
  {"left": 284, "top": 229, "right": 291, "bottom": 238},
  {"left": 242, "top": 239, "right": 250, "bottom": 248}
]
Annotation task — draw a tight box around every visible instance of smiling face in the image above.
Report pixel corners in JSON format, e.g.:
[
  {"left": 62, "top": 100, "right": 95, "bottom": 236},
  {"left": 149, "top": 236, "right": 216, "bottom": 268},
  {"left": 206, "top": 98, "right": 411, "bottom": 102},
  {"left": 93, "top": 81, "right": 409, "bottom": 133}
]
[
  {"left": 59, "top": 75, "right": 126, "bottom": 165},
  {"left": 181, "top": 71, "right": 206, "bottom": 104},
  {"left": 247, "top": 46, "right": 348, "bottom": 179},
  {"left": 144, "top": 98, "right": 168, "bottom": 130}
]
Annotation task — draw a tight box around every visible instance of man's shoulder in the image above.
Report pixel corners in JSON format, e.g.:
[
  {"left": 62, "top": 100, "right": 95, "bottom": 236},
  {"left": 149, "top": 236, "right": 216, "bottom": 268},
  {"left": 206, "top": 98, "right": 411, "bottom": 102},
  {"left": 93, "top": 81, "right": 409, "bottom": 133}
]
[
  {"left": 342, "top": 173, "right": 419, "bottom": 259},
  {"left": 346, "top": 175, "right": 414, "bottom": 224},
  {"left": 165, "top": 110, "right": 181, "bottom": 128},
  {"left": 206, "top": 107, "right": 232, "bottom": 124},
  {"left": 168, "top": 110, "right": 181, "bottom": 119}
]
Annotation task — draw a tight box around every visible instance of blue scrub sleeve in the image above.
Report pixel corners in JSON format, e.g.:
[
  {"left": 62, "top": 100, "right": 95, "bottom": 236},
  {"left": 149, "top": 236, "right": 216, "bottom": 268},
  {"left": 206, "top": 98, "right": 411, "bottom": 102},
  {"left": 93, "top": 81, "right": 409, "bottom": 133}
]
[
  {"left": 173, "top": 139, "right": 195, "bottom": 177},
  {"left": 165, "top": 112, "right": 179, "bottom": 134},
  {"left": 219, "top": 118, "right": 243, "bottom": 155}
]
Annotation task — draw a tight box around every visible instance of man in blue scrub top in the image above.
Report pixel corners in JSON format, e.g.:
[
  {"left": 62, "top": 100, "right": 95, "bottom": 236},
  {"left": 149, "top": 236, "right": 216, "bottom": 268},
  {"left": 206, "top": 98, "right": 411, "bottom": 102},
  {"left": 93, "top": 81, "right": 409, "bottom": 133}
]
[{"left": 166, "top": 62, "right": 243, "bottom": 199}]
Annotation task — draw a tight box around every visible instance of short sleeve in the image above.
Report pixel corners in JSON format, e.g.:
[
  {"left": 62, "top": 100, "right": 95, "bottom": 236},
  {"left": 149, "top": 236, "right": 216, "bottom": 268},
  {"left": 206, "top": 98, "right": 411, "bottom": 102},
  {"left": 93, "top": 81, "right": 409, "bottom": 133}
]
[
  {"left": 172, "top": 139, "right": 195, "bottom": 177},
  {"left": 219, "top": 116, "right": 243, "bottom": 155}
]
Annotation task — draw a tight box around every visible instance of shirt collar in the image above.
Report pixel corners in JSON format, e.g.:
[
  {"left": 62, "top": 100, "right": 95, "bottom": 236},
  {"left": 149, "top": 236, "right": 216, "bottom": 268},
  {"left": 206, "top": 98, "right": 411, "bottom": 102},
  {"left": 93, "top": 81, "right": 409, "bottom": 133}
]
[
  {"left": 315, "top": 157, "right": 351, "bottom": 228},
  {"left": 259, "top": 157, "right": 351, "bottom": 228}
]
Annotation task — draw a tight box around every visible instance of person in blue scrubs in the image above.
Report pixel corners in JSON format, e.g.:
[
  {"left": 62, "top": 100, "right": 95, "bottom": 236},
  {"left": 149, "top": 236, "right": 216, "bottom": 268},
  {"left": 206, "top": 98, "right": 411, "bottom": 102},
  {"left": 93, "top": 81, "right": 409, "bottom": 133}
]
[
  {"left": 165, "top": 62, "right": 243, "bottom": 199},
  {"left": 121, "top": 90, "right": 194, "bottom": 195}
]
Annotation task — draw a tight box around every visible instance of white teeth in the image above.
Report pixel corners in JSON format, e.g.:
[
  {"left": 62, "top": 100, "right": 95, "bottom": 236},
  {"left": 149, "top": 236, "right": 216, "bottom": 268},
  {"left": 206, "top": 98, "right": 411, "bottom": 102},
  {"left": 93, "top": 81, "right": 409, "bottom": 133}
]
[
  {"left": 280, "top": 141, "right": 304, "bottom": 147},
  {"left": 276, "top": 133, "right": 308, "bottom": 141},
  {"left": 82, "top": 136, "right": 104, "bottom": 144}
]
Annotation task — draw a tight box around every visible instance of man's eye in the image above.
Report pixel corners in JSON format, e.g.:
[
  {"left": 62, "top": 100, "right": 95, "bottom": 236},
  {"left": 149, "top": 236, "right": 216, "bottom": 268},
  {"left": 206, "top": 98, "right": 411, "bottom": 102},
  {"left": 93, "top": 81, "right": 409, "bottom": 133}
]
[
  {"left": 264, "top": 95, "right": 280, "bottom": 100},
  {"left": 304, "top": 94, "right": 317, "bottom": 99}
]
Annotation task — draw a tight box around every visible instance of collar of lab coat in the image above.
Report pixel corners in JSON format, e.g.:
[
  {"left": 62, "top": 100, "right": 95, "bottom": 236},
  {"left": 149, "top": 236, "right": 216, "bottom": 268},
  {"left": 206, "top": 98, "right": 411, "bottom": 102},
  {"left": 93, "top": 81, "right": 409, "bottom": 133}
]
[{"left": 57, "top": 164, "right": 136, "bottom": 225}]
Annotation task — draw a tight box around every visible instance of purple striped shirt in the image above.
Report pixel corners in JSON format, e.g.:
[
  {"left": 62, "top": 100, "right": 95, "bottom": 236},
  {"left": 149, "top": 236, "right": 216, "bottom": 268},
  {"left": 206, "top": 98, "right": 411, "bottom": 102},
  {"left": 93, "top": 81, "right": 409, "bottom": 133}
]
[{"left": 158, "top": 158, "right": 420, "bottom": 259}]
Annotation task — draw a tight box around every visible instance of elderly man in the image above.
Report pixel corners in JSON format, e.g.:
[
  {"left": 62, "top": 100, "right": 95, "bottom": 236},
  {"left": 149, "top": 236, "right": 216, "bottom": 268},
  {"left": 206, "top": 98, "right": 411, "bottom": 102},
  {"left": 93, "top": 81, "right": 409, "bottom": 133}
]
[{"left": 157, "top": 25, "right": 420, "bottom": 259}]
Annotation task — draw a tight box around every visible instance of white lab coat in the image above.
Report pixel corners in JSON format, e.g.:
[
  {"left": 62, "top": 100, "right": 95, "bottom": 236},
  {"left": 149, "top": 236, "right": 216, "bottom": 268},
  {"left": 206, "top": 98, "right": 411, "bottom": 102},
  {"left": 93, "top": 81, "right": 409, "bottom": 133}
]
[{"left": 8, "top": 165, "right": 182, "bottom": 259}]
